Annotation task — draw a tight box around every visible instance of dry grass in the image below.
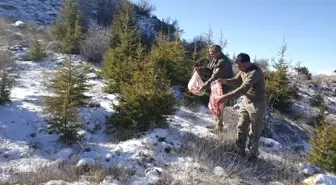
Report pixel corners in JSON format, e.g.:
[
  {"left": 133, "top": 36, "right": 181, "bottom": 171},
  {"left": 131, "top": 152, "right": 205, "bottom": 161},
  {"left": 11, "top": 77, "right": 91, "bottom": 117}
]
[
  {"left": 0, "top": 19, "right": 53, "bottom": 48},
  {"left": 0, "top": 18, "right": 7, "bottom": 36},
  {"left": 0, "top": 50, "right": 12, "bottom": 69},
  {"left": 162, "top": 108, "right": 306, "bottom": 185},
  {"left": 8, "top": 163, "right": 133, "bottom": 185}
]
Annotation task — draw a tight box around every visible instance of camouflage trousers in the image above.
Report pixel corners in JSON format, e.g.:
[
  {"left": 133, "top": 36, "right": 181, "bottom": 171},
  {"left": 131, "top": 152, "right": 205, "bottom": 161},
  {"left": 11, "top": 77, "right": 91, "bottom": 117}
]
[{"left": 236, "top": 98, "right": 267, "bottom": 157}]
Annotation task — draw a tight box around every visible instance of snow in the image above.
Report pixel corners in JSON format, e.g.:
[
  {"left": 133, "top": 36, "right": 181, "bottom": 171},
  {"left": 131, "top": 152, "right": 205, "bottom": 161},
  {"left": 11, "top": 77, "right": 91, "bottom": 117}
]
[
  {"left": 76, "top": 158, "right": 95, "bottom": 167},
  {"left": 0, "top": 0, "right": 61, "bottom": 25},
  {"left": 303, "top": 174, "right": 336, "bottom": 185},
  {"left": 300, "top": 165, "right": 321, "bottom": 176},
  {"left": 213, "top": 166, "right": 225, "bottom": 176},
  {"left": 0, "top": 49, "right": 219, "bottom": 184},
  {"left": 0, "top": 44, "right": 335, "bottom": 184}
]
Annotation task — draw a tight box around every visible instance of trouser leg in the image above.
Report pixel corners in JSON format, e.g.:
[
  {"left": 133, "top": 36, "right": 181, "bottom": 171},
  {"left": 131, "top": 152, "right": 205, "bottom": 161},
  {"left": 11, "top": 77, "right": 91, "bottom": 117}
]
[
  {"left": 236, "top": 103, "right": 250, "bottom": 149},
  {"left": 246, "top": 101, "right": 267, "bottom": 157}
]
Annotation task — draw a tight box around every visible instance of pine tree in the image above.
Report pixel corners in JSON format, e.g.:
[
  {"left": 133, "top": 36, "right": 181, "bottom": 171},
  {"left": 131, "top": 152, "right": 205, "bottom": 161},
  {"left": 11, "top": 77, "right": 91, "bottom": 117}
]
[
  {"left": 28, "top": 39, "right": 46, "bottom": 62},
  {"left": 102, "top": 0, "right": 140, "bottom": 93},
  {"left": 150, "top": 31, "right": 189, "bottom": 86},
  {"left": 308, "top": 122, "right": 336, "bottom": 173},
  {"left": 51, "top": 0, "right": 85, "bottom": 54},
  {"left": 109, "top": 56, "right": 176, "bottom": 139},
  {"left": 0, "top": 50, "right": 12, "bottom": 104},
  {"left": 266, "top": 43, "right": 297, "bottom": 113},
  {"left": 218, "top": 28, "right": 228, "bottom": 50},
  {"left": 43, "top": 57, "right": 91, "bottom": 144}
]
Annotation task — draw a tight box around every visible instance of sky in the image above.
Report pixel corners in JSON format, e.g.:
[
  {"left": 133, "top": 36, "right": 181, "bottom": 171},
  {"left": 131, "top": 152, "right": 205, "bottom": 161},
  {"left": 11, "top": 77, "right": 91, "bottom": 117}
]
[{"left": 138, "top": 0, "right": 336, "bottom": 75}]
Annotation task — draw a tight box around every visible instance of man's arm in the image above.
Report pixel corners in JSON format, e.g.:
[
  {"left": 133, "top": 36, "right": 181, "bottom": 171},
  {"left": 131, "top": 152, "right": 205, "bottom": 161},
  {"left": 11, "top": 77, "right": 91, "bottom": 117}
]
[
  {"left": 197, "top": 67, "right": 211, "bottom": 77},
  {"left": 226, "top": 70, "right": 259, "bottom": 98},
  {"left": 202, "top": 59, "right": 231, "bottom": 88},
  {"left": 224, "top": 72, "right": 242, "bottom": 86}
]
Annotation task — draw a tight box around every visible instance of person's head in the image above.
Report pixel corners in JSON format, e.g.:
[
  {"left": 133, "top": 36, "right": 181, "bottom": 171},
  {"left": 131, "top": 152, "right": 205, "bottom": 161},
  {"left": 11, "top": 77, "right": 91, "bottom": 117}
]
[
  {"left": 209, "top": 44, "right": 222, "bottom": 59},
  {"left": 235, "top": 53, "right": 252, "bottom": 72}
]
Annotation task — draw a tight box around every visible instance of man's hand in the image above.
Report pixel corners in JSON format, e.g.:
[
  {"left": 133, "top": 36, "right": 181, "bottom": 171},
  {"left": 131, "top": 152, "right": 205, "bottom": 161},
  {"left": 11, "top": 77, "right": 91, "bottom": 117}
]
[
  {"left": 194, "top": 67, "right": 199, "bottom": 72},
  {"left": 217, "top": 94, "right": 230, "bottom": 104},
  {"left": 217, "top": 78, "right": 228, "bottom": 84},
  {"left": 197, "top": 84, "right": 206, "bottom": 93}
]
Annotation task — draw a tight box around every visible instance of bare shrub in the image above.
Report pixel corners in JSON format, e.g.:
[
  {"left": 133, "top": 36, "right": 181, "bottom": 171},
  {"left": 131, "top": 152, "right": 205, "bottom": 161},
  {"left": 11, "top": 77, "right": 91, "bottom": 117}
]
[
  {"left": 134, "top": 0, "right": 156, "bottom": 17},
  {"left": 80, "top": 22, "right": 110, "bottom": 64},
  {"left": 0, "top": 50, "right": 12, "bottom": 104},
  {"left": 12, "top": 163, "right": 133, "bottom": 185},
  {"left": 0, "top": 18, "right": 7, "bottom": 36}
]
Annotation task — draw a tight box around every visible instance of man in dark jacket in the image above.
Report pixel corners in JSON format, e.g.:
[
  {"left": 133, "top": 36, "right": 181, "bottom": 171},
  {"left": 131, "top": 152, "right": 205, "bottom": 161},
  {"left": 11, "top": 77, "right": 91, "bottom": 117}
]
[{"left": 195, "top": 44, "right": 234, "bottom": 131}]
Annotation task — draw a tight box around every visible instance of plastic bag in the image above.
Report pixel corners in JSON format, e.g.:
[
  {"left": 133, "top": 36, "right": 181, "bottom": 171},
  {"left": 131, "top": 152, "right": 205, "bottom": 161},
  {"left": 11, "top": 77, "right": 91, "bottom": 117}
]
[
  {"left": 188, "top": 68, "right": 205, "bottom": 96},
  {"left": 208, "top": 80, "right": 224, "bottom": 118}
]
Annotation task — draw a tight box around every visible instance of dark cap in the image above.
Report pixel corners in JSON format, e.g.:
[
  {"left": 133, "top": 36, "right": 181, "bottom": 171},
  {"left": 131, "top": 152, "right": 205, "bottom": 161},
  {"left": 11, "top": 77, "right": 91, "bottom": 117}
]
[{"left": 235, "top": 53, "right": 250, "bottom": 63}]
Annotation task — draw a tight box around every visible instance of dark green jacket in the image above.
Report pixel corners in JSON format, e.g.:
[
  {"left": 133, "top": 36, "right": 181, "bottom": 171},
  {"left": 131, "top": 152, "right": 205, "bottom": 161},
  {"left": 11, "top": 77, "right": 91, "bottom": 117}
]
[
  {"left": 226, "top": 64, "right": 266, "bottom": 103},
  {"left": 198, "top": 53, "right": 234, "bottom": 93}
]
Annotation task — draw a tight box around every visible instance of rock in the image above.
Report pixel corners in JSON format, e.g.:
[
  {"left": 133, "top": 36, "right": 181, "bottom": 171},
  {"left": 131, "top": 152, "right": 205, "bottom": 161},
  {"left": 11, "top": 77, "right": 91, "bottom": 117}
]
[
  {"left": 86, "top": 72, "right": 98, "bottom": 80},
  {"left": 8, "top": 44, "right": 23, "bottom": 51},
  {"left": 44, "top": 180, "right": 70, "bottom": 185},
  {"left": 101, "top": 176, "right": 120, "bottom": 185},
  {"left": 145, "top": 167, "right": 162, "bottom": 184},
  {"left": 303, "top": 174, "right": 336, "bottom": 185},
  {"left": 300, "top": 165, "right": 321, "bottom": 176},
  {"left": 53, "top": 148, "right": 73, "bottom": 160},
  {"left": 213, "top": 166, "right": 225, "bottom": 176},
  {"left": 112, "top": 146, "right": 123, "bottom": 156},
  {"left": 76, "top": 158, "right": 95, "bottom": 167},
  {"left": 48, "top": 158, "right": 66, "bottom": 170},
  {"left": 75, "top": 158, "right": 96, "bottom": 172},
  {"left": 269, "top": 182, "right": 284, "bottom": 185},
  {"left": 88, "top": 101, "right": 100, "bottom": 108}
]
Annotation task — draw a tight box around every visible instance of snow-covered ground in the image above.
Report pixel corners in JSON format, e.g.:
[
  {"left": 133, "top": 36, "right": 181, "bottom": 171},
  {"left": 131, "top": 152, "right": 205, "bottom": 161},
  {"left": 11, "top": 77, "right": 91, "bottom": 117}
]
[{"left": 0, "top": 40, "right": 335, "bottom": 185}]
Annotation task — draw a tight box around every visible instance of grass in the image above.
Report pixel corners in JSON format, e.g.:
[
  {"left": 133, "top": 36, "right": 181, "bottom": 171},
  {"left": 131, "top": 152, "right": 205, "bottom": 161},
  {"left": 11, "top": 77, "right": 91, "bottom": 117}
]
[
  {"left": 8, "top": 163, "right": 133, "bottom": 185},
  {"left": 158, "top": 108, "right": 307, "bottom": 185}
]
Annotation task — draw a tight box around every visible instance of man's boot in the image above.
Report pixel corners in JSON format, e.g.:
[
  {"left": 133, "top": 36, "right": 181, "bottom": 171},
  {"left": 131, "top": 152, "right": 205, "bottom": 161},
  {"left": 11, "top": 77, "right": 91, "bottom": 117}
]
[{"left": 234, "top": 147, "right": 246, "bottom": 158}]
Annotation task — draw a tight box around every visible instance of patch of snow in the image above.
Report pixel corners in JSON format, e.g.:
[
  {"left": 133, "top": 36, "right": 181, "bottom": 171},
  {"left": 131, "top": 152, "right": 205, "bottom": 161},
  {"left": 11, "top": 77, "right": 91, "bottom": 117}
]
[
  {"left": 53, "top": 148, "right": 73, "bottom": 160},
  {"left": 101, "top": 176, "right": 120, "bottom": 185},
  {"left": 315, "top": 174, "right": 336, "bottom": 185},
  {"left": 12, "top": 20, "right": 25, "bottom": 27},
  {"left": 300, "top": 165, "right": 321, "bottom": 176},
  {"left": 76, "top": 158, "right": 95, "bottom": 167},
  {"left": 303, "top": 174, "right": 336, "bottom": 185},
  {"left": 213, "top": 166, "right": 225, "bottom": 176}
]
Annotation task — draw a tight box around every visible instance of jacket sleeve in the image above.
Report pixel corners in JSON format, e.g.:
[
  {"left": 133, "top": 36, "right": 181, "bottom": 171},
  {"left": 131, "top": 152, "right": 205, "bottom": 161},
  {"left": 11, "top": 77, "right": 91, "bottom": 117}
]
[
  {"left": 225, "top": 72, "right": 242, "bottom": 86},
  {"left": 228, "top": 70, "right": 259, "bottom": 97},
  {"left": 203, "top": 59, "right": 231, "bottom": 88},
  {"left": 198, "top": 67, "right": 211, "bottom": 77}
]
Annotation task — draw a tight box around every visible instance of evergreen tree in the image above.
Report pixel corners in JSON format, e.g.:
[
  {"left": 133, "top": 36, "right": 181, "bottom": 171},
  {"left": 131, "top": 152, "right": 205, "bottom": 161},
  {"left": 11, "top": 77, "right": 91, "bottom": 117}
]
[
  {"left": 150, "top": 31, "right": 189, "bottom": 86},
  {"left": 28, "top": 39, "right": 46, "bottom": 62},
  {"left": 51, "top": 0, "right": 85, "bottom": 54},
  {"left": 109, "top": 56, "right": 176, "bottom": 139},
  {"left": 294, "top": 65, "right": 312, "bottom": 80},
  {"left": 0, "top": 51, "right": 12, "bottom": 104},
  {"left": 266, "top": 43, "right": 297, "bottom": 113},
  {"left": 308, "top": 122, "right": 336, "bottom": 173},
  {"left": 102, "top": 0, "right": 140, "bottom": 93},
  {"left": 218, "top": 28, "right": 228, "bottom": 50},
  {"left": 43, "top": 57, "right": 90, "bottom": 144},
  {"left": 310, "top": 92, "right": 325, "bottom": 108}
]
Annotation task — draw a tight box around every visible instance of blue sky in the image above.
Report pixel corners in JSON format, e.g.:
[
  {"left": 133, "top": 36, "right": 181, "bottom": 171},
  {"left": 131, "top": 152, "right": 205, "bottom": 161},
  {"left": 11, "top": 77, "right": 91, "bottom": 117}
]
[{"left": 139, "top": 0, "right": 336, "bottom": 75}]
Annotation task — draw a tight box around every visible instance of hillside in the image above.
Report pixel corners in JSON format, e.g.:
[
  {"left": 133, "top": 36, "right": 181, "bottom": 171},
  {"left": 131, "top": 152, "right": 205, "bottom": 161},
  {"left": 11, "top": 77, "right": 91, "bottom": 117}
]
[{"left": 0, "top": 0, "right": 336, "bottom": 185}]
